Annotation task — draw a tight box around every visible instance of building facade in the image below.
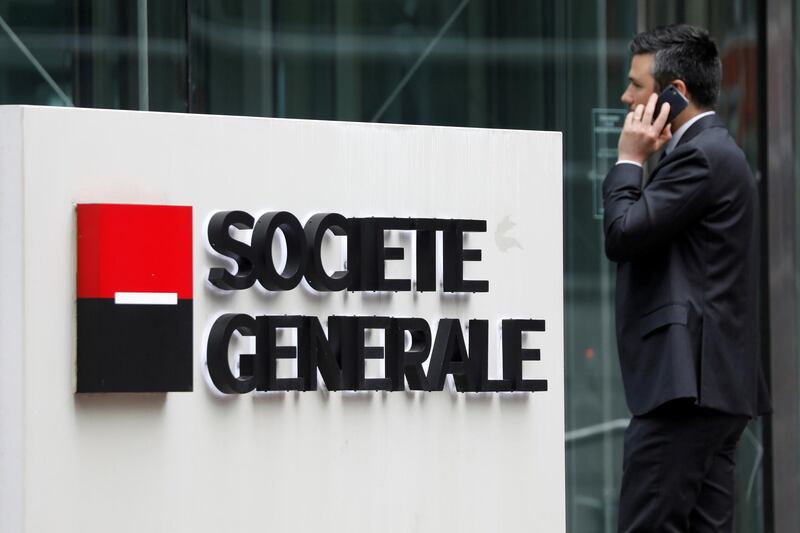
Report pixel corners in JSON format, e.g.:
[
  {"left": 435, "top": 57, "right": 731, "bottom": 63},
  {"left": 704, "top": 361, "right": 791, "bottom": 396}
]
[{"left": 0, "top": 1, "right": 796, "bottom": 531}]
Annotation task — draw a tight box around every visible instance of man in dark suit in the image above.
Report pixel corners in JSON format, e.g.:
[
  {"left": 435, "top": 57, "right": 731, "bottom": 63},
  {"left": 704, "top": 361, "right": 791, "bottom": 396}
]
[{"left": 603, "top": 25, "right": 771, "bottom": 532}]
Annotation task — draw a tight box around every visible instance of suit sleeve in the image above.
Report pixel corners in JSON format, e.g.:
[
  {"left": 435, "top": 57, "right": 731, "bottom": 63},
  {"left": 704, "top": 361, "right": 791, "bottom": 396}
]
[{"left": 603, "top": 146, "right": 712, "bottom": 262}]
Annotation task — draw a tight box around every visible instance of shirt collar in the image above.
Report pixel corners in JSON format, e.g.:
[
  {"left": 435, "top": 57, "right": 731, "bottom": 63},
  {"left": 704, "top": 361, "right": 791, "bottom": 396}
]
[{"left": 664, "top": 110, "right": 716, "bottom": 155}]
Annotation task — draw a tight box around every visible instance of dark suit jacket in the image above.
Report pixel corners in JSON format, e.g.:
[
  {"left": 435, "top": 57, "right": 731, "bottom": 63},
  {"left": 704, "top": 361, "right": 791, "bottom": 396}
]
[{"left": 603, "top": 114, "right": 771, "bottom": 417}]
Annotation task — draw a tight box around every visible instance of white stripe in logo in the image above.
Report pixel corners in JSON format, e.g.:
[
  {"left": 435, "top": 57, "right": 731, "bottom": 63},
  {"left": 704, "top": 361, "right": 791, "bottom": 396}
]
[{"left": 114, "top": 292, "right": 178, "bottom": 305}]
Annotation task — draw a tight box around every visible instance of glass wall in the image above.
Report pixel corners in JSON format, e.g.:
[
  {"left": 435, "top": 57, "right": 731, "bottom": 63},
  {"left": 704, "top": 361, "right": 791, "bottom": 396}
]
[
  {"left": 0, "top": 0, "right": 186, "bottom": 110},
  {"left": 795, "top": 0, "right": 800, "bottom": 528},
  {"left": 0, "top": 1, "right": 766, "bottom": 531}
]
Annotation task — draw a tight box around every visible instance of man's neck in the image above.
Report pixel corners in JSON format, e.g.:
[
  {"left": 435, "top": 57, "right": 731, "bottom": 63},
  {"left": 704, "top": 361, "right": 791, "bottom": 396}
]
[
  {"left": 663, "top": 108, "right": 716, "bottom": 155},
  {"left": 671, "top": 104, "right": 705, "bottom": 132}
]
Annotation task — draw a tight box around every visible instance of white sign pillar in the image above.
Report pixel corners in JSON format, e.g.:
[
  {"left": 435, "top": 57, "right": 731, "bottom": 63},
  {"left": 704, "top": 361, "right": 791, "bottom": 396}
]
[{"left": 0, "top": 105, "right": 564, "bottom": 533}]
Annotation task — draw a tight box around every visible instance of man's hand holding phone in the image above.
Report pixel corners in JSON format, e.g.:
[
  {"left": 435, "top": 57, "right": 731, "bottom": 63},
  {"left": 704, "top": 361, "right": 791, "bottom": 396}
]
[{"left": 617, "top": 92, "right": 672, "bottom": 165}]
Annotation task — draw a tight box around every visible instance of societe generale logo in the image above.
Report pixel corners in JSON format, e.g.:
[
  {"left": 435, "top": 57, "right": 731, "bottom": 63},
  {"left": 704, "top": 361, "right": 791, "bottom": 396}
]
[{"left": 76, "top": 204, "right": 193, "bottom": 392}]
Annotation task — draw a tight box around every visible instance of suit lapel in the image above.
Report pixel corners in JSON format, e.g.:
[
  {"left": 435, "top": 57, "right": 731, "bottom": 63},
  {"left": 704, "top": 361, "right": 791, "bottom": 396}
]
[{"left": 651, "top": 114, "right": 725, "bottom": 177}]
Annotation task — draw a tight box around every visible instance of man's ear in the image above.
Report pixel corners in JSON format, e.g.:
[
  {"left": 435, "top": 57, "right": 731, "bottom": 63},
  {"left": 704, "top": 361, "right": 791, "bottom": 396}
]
[{"left": 672, "top": 80, "right": 689, "bottom": 99}]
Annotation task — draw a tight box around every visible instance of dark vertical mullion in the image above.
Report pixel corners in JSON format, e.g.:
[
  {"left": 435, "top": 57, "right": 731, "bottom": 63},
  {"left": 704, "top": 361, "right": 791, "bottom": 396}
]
[
  {"left": 116, "top": 0, "right": 132, "bottom": 109},
  {"left": 326, "top": 1, "right": 336, "bottom": 121},
  {"left": 71, "top": 0, "right": 80, "bottom": 106},
  {"left": 271, "top": 0, "right": 280, "bottom": 118},
  {"left": 542, "top": 1, "right": 556, "bottom": 132},
  {"left": 761, "top": 0, "right": 799, "bottom": 532},
  {"left": 74, "top": 0, "right": 93, "bottom": 107},
  {"left": 192, "top": 0, "right": 209, "bottom": 114},
  {"left": 185, "top": 0, "right": 191, "bottom": 112},
  {"left": 756, "top": 1, "right": 772, "bottom": 529},
  {"left": 486, "top": 3, "right": 497, "bottom": 128}
]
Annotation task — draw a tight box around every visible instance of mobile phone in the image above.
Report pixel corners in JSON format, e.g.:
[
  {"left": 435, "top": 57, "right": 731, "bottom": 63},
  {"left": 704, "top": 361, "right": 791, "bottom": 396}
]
[{"left": 653, "top": 85, "right": 689, "bottom": 124}]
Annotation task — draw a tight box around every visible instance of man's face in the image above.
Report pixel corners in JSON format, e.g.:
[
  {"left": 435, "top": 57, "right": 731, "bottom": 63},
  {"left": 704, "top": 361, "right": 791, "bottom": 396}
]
[{"left": 620, "top": 53, "right": 657, "bottom": 111}]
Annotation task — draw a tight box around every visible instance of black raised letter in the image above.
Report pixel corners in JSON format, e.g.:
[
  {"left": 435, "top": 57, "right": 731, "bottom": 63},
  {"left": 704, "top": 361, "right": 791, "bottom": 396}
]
[
  {"left": 256, "top": 315, "right": 306, "bottom": 391},
  {"left": 354, "top": 218, "right": 413, "bottom": 291},
  {"left": 390, "top": 318, "right": 432, "bottom": 391},
  {"left": 355, "top": 316, "right": 393, "bottom": 390},
  {"left": 304, "top": 213, "right": 352, "bottom": 291},
  {"left": 413, "top": 219, "right": 442, "bottom": 292},
  {"left": 502, "top": 319, "right": 547, "bottom": 392},
  {"left": 428, "top": 318, "right": 475, "bottom": 392},
  {"left": 207, "top": 313, "right": 259, "bottom": 393},
  {"left": 207, "top": 210, "right": 257, "bottom": 290},
  {"left": 253, "top": 211, "right": 307, "bottom": 290},
  {"left": 443, "top": 219, "right": 489, "bottom": 293},
  {"left": 302, "top": 316, "right": 345, "bottom": 391},
  {"left": 467, "top": 320, "right": 512, "bottom": 392}
]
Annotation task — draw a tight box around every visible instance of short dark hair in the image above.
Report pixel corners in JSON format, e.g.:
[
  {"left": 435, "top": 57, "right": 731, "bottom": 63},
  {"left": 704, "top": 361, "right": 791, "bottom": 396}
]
[{"left": 630, "top": 24, "right": 721, "bottom": 109}]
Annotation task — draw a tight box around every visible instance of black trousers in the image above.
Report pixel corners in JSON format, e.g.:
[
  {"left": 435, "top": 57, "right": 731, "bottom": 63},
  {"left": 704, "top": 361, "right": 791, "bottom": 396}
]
[{"left": 617, "top": 400, "right": 749, "bottom": 533}]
